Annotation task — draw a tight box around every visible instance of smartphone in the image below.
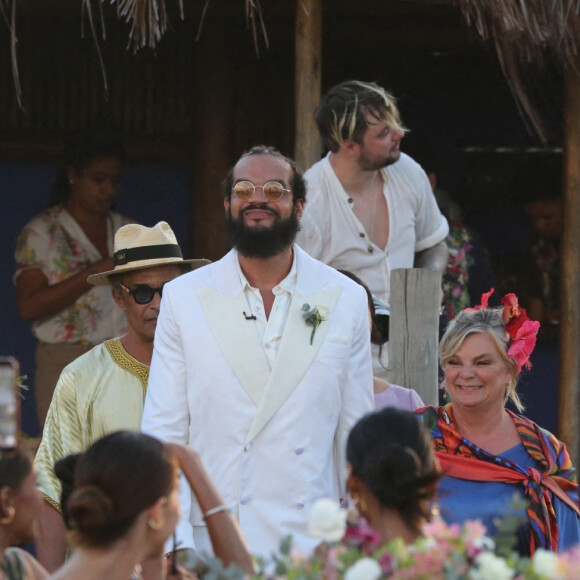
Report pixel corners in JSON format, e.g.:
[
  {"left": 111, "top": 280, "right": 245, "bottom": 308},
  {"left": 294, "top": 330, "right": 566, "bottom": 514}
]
[{"left": 0, "top": 357, "right": 19, "bottom": 450}]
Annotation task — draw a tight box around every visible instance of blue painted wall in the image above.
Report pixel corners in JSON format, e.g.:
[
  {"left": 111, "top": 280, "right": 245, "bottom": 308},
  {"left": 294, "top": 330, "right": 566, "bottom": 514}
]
[{"left": 2, "top": 162, "right": 191, "bottom": 436}]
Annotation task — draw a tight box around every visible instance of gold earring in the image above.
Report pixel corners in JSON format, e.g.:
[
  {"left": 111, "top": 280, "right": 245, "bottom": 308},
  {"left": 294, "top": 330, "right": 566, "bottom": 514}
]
[
  {"left": 358, "top": 495, "right": 367, "bottom": 513},
  {"left": 0, "top": 506, "right": 15, "bottom": 525},
  {"left": 148, "top": 518, "right": 163, "bottom": 531}
]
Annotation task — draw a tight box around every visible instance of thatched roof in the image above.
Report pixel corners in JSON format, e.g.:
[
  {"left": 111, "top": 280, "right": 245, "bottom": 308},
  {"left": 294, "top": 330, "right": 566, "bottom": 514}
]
[
  {"left": 454, "top": 0, "right": 580, "bottom": 141},
  {"left": 109, "top": 0, "right": 580, "bottom": 141},
  {"left": 3, "top": 0, "right": 580, "bottom": 140}
]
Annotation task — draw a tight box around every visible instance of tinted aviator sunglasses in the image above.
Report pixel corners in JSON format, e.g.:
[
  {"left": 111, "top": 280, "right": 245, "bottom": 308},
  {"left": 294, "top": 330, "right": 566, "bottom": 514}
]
[
  {"left": 232, "top": 180, "right": 291, "bottom": 202},
  {"left": 119, "top": 283, "right": 165, "bottom": 305}
]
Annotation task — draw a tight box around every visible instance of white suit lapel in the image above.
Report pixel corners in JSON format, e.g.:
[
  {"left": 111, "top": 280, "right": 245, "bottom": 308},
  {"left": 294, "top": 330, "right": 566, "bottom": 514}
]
[
  {"left": 195, "top": 254, "right": 270, "bottom": 406},
  {"left": 245, "top": 251, "right": 343, "bottom": 443}
]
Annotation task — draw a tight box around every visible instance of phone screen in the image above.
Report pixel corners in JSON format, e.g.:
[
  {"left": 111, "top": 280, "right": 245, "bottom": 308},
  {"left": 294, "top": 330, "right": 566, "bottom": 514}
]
[{"left": 0, "top": 357, "right": 19, "bottom": 450}]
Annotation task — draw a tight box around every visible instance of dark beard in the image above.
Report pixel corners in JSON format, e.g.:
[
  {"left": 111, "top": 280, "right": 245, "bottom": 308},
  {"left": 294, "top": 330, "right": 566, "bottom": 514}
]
[
  {"left": 225, "top": 205, "right": 301, "bottom": 259},
  {"left": 357, "top": 150, "right": 400, "bottom": 172}
]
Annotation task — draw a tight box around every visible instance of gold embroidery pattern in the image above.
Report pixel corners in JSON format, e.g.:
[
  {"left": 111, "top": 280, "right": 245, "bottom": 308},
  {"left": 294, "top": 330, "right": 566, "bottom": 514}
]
[
  {"left": 104, "top": 338, "right": 150, "bottom": 398},
  {"left": 41, "top": 492, "right": 63, "bottom": 515}
]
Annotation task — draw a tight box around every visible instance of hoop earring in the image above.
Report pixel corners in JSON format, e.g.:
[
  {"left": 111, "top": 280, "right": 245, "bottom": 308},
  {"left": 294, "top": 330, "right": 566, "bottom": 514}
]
[
  {"left": 0, "top": 506, "right": 15, "bottom": 525},
  {"left": 148, "top": 518, "right": 163, "bottom": 531}
]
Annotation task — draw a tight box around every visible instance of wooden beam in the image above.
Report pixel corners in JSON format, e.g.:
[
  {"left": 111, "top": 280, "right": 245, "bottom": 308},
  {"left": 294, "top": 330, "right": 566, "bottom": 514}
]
[
  {"left": 189, "top": 23, "right": 235, "bottom": 261},
  {"left": 559, "top": 63, "right": 580, "bottom": 463},
  {"left": 0, "top": 133, "right": 193, "bottom": 165},
  {"left": 387, "top": 268, "right": 441, "bottom": 406},
  {"left": 294, "top": 0, "right": 322, "bottom": 171}
]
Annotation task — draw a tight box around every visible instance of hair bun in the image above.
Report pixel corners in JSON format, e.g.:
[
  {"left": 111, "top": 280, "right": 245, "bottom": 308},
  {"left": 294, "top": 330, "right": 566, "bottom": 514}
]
[
  {"left": 366, "top": 445, "right": 425, "bottom": 506},
  {"left": 67, "top": 485, "right": 114, "bottom": 532}
]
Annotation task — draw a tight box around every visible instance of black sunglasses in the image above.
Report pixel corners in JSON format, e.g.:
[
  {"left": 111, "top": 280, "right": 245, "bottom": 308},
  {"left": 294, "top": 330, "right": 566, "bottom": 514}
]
[{"left": 119, "top": 283, "right": 165, "bottom": 305}]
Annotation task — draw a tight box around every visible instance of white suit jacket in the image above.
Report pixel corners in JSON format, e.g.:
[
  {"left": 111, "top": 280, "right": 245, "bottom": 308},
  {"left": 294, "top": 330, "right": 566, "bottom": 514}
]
[{"left": 142, "top": 245, "right": 374, "bottom": 558}]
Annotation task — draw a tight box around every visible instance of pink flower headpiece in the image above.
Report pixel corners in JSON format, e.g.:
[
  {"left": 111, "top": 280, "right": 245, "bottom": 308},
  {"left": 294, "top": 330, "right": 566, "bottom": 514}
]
[{"left": 466, "top": 288, "right": 541, "bottom": 372}]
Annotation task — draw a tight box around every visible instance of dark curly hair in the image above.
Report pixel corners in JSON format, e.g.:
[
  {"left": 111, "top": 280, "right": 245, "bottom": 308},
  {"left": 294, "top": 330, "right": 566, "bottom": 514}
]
[
  {"left": 222, "top": 145, "right": 306, "bottom": 205},
  {"left": 48, "top": 124, "right": 126, "bottom": 207},
  {"left": 0, "top": 446, "right": 32, "bottom": 491},
  {"left": 347, "top": 407, "right": 440, "bottom": 534}
]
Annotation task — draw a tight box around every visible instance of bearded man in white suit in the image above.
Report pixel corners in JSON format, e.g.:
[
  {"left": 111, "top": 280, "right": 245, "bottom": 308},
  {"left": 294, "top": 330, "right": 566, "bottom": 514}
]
[{"left": 142, "top": 146, "right": 374, "bottom": 560}]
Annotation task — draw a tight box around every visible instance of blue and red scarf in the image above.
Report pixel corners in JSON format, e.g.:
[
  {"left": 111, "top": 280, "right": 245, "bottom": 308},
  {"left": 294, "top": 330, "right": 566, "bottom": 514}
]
[{"left": 416, "top": 404, "right": 580, "bottom": 553}]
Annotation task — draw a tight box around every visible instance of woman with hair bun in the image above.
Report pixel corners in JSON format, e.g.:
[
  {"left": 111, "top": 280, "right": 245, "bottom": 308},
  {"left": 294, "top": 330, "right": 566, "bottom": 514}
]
[
  {"left": 417, "top": 290, "right": 580, "bottom": 554},
  {"left": 50, "top": 431, "right": 252, "bottom": 580},
  {"left": 346, "top": 407, "right": 440, "bottom": 545},
  {"left": 0, "top": 446, "right": 48, "bottom": 579}
]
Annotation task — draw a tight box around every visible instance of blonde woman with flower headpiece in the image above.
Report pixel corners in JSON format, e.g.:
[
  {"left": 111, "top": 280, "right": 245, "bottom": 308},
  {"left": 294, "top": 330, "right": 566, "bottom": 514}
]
[{"left": 416, "top": 289, "right": 580, "bottom": 555}]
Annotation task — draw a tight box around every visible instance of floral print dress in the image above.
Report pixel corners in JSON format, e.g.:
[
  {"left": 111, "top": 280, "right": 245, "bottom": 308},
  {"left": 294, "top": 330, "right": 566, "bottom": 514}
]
[{"left": 14, "top": 205, "right": 128, "bottom": 345}]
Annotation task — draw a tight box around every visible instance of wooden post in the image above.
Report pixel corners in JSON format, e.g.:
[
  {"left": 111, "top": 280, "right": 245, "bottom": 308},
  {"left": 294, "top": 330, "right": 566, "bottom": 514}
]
[
  {"left": 387, "top": 268, "right": 441, "bottom": 406},
  {"left": 189, "top": 23, "right": 235, "bottom": 261},
  {"left": 294, "top": 0, "right": 322, "bottom": 171},
  {"left": 559, "top": 64, "right": 580, "bottom": 463}
]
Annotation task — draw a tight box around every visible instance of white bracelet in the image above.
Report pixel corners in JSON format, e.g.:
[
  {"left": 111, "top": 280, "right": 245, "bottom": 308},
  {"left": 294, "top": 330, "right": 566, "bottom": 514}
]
[{"left": 203, "top": 504, "right": 229, "bottom": 520}]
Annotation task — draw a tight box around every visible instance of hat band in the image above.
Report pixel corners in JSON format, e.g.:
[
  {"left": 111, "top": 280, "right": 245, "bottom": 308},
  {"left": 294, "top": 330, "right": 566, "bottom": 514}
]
[{"left": 114, "top": 244, "right": 183, "bottom": 266}]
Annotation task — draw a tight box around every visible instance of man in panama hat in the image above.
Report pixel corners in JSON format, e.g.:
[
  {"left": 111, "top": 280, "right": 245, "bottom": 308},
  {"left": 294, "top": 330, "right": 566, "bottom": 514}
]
[{"left": 34, "top": 221, "right": 209, "bottom": 571}]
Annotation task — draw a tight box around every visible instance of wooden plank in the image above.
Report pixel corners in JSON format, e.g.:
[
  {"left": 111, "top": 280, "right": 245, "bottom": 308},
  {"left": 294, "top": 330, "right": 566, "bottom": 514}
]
[
  {"left": 559, "top": 64, "right": 580, "bottom": 463},
  {"left": 387, "top": 268, "right": 441, "bottom": 406},
  {"left": 294, "top": 0, "right": 322, "bottom": 171}
]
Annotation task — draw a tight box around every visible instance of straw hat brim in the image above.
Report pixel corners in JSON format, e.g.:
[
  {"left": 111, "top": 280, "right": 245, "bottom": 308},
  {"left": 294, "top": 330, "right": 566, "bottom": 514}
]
[{"left": 87, "top": 257, "right": 210, "bottom": 286}]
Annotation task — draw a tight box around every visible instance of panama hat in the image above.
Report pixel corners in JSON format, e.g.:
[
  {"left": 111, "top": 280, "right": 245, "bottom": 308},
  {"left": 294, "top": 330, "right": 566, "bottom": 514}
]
[{"left": 87, "top": 221, "right": 210, "bottom": 285}]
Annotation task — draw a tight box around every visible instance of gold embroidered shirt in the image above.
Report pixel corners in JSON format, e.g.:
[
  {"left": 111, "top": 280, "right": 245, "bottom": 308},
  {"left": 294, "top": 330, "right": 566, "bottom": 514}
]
[{"left": 34, "top": 338, "right": 149, "bottom": 512}]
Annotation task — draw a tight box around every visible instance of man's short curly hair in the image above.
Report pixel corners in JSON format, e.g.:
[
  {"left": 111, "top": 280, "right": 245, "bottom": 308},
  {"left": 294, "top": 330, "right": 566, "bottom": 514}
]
[{"left": 223, "top": 145, "right": 306, "bottom": 205}]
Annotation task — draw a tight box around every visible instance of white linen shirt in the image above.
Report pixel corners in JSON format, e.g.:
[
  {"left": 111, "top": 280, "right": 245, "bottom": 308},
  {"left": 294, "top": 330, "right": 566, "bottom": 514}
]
[
  {"left": 296, "top": 152, "right": 449, "bottom": 306},
  {"left": 236, "top": 251, "right": 297, "bottom": 369}
]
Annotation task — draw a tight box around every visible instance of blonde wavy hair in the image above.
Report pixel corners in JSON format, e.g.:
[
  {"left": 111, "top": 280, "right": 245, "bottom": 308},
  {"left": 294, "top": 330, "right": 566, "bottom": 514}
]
[{"left": 439, "top": 307, "right": 523, "bottom": 412}]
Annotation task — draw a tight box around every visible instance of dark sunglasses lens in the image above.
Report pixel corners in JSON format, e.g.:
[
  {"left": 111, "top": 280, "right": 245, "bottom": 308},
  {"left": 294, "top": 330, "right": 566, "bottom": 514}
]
[
  {"left": 233, "top": 181, "right": 254, "bottom": 200},
  {"left": 263, "top": 182, "right": 285, "bottom": 200},
  {"left": 132, "top": 287, "right": 156, "bottom": 304}
]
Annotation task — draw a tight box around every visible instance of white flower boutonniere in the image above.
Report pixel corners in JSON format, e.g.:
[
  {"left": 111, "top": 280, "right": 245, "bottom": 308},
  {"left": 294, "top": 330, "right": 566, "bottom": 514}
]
[{"left": 302, "top": 303, "right": 329, "bottom": 345}]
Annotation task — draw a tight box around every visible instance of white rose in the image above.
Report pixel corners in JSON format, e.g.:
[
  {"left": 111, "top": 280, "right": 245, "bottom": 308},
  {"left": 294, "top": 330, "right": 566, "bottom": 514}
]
[
  {"left": 532, "top": 549, "right": 564, "bottom": 579},
  {"left": 471, "top": 552, "right": 514, "bottom": 580},
  {"left": 473, "top": 536, "right": 495, "bottom": 551},
  {"left": 316, "top": 305, "right": 329, "bottom": 318},
  {"left": 307, "top": 498, "right": 347, "bottom": 542},
  {"left": 344, "top": 558, "right": 382, "bottom": 580}
]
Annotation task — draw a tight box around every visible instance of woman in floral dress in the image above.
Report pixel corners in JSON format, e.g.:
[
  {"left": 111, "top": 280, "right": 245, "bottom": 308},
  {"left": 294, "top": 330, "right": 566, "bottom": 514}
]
[{"left": 14, "top": 126, "right": 132, "bottom": 426}]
